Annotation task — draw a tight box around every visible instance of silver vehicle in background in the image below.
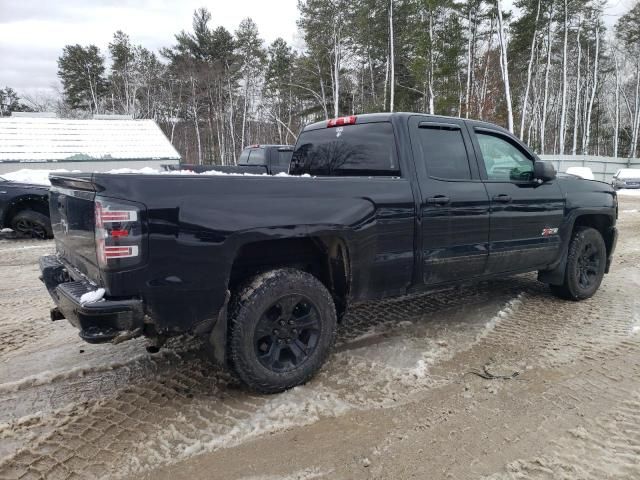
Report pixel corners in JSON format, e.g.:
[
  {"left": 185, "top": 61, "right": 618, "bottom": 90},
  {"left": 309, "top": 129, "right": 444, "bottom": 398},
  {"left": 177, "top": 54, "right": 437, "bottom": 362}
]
[{"left": 611, "top": 168, "right": 640, "bottom": 190}]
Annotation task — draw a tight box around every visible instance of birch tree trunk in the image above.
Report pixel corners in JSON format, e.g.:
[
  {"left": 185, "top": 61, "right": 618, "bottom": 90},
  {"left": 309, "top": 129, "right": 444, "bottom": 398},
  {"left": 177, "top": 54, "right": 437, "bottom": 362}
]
[
  {"left": 540, "top": 6, "right": 553, "bottom": 154},
  {"left": 496, "top": 0, "right": 514, "bottom": 133},
  {"left": 190, "top": 76, "right": 202, "bottom": 165},
  {"left": 571, "top": 17, "right": 582, "bottom": 156},
  {"left": 583, "top": 23, "right": 600, "bottom": 155},
  {"left": 226, "top": 65, "right": 236, "bottom": 165},
  {"left": 520, "top": 0, "right": 541, "bottom": 140},
  {"left": 465, "top": 8, "right": 474, "bottom": 118},
  {"left": 613, "top": 51, "right": 620, "bottom": 158},
  {"left": 389, "top": 0, "right": 395, "bottom": 112},
  {"left": 241, "top": 75, "right": 248, "bottom": 150},
  {"left": 383, "top": 54, "right": 389, "bottom": 111},
  {"left": 631, "top": 65, "right": 640, "bottom": 158},
  {"left": 332, "top": 24, "right": 342, "bottom": 118},
  {"left": 428, "top": 8, "right": 435, "bottom": 114},
  {"left": 559, "top": 0, "right": 569, "bottom": 154}
]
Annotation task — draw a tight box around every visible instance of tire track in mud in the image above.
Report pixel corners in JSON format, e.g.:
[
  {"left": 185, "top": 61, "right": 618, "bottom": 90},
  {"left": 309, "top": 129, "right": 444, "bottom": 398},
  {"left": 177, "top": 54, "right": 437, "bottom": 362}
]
[{"left": 0, "top": 275, "right": 538, "bottom": 479}]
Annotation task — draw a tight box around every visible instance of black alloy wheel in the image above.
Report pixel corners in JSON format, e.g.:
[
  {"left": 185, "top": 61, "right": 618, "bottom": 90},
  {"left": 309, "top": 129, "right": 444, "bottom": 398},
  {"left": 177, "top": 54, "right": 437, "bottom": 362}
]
[
  {"left": 575, "top": 241, "right": 601, "bottom": 290},
  {"left": 254, "top": 294, "right": 321, "bottom": 373}
]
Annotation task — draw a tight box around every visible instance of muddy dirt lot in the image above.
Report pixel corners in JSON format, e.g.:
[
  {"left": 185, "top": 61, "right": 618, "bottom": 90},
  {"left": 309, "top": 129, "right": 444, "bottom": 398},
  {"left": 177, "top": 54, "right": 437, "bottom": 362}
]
[{"left": 1, "top": 197, "right": 639, "bottom": 480}]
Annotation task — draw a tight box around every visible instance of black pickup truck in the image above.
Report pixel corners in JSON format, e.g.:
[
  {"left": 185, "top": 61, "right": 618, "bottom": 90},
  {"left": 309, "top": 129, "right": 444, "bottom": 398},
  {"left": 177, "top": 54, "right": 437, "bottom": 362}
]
[
  {"left": 164, "top": 144, "right": 294, "bottom": 175},
  {"left": 40, "top": 113, "right": 618, "bottom": 393}
]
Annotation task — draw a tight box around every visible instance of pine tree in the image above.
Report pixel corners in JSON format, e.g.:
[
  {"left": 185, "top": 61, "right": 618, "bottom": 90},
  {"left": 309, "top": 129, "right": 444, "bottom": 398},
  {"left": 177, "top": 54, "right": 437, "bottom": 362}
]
[{"left": 57, "top": 44, "right": 107, "bottom": 113}]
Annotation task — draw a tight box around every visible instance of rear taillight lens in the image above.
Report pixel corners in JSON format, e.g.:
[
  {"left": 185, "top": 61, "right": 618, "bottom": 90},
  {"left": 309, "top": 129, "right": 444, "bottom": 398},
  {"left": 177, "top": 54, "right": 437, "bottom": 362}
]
[{"left": 95, "top": 197, "right": 144, "bottom": 270}]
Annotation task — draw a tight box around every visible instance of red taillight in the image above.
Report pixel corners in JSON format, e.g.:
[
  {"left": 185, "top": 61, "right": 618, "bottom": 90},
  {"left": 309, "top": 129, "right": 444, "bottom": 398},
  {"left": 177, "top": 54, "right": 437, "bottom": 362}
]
[
  {"left": 104, "top": 245, "right": 139, "bottom": 259},
  {"left": 327, "top": 115, "right": 356, "bottom": 128},
  {"left": 95, "top": 198, "right": 142, "bottom": 269}
]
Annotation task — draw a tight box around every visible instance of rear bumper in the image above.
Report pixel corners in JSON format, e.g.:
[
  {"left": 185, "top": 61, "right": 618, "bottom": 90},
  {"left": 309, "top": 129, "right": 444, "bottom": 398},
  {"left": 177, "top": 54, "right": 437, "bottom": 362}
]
[{"left": 39, "top": 255, "right": 144, "bottom": 343}]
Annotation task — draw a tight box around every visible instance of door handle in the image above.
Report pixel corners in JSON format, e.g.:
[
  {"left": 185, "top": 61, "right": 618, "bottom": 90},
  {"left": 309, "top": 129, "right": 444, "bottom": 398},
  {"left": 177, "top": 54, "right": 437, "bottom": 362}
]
[
  {"left": 427, "top": 195, "right": 450, "bottom": 205},
  {"left": 492, "top": 194, "right": 512, "bottom": 203}
]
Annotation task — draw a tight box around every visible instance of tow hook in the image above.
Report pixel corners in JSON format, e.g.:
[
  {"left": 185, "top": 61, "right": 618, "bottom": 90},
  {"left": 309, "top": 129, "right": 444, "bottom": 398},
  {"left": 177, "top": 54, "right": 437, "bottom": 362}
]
[
  {"left": 50, "top": 307, "right": 65, "bottom": 321},
  {"left": 145, "top": 335, "right": 167, "bottom": 354}
]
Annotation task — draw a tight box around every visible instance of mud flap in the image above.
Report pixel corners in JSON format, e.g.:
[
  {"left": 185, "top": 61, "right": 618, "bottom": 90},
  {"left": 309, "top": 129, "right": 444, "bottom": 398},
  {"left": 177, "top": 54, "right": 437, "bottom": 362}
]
[
  {"left": 537, "top": 250, "right": 567, "bottom": 286},
  {"left": 209, "top": 290, "right": 230, "bottom": 366}
]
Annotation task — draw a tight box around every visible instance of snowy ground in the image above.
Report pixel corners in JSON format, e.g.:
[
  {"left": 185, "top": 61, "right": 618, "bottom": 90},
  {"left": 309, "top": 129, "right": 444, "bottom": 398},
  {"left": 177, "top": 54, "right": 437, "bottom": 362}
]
[
  {"left": 1, "top": 199, "right": 640, "bottom": 479},
  {"left": 1, "top": 168, "right": 305, "bottom": 187}
]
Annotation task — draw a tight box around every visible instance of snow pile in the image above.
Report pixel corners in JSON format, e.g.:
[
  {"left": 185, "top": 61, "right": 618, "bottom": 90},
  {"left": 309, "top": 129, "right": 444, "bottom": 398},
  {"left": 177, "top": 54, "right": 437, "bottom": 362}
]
[
  {"left": 631, "top": 313, "right": 640, "bottom": 336},
  {"left": 566, "top": 167, "right": 594, "bottom": 180},
  {"left": 105, "top": 167, "right": 310, "bottom": 178},
  {"left": 1, "top": 167, "right": 311, "bottom": 186},
  {"left": 79, "top": 288, "right": 105, "bottom": 305},
  {"left": 2, "top": 169, "right": 79, "bottom": 186},
  {"left": 106, "top": 167, "right": 162, "bottom": 175},
  {"left": 617, "top": 189, "right": 640, "bottom": 196}
]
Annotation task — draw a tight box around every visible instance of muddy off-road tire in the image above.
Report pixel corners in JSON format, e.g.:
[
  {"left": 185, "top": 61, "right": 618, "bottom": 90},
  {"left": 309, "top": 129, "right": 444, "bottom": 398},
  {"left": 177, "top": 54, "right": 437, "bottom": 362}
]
[
  {"left": 228, "top": 268, "right": 337, "bottom": 394},
  {"left": 10, "top": 209, "right": 53, "bottom": 239},
  {"left": 550, "top": 227, "right": 606, "bottom": 301}
]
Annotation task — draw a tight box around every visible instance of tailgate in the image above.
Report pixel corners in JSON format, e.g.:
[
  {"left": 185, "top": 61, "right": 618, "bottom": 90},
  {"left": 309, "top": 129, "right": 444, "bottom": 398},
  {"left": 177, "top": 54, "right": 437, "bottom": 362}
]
[{"left": 49, "top": 175, "right": 100, "bottom": 281}]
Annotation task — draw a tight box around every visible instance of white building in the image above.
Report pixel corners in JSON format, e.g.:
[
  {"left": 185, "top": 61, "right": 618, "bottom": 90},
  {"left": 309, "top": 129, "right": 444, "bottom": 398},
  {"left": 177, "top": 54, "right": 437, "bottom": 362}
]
[{"left": 0, "top": 114, "right": 180, "bottom": 175}]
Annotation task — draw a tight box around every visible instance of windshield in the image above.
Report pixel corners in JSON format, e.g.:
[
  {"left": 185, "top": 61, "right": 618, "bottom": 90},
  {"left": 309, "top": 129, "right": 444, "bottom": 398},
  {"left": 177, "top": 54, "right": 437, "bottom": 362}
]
[{"left": 290, "top": 122, "right": 399, "bottom": 176}]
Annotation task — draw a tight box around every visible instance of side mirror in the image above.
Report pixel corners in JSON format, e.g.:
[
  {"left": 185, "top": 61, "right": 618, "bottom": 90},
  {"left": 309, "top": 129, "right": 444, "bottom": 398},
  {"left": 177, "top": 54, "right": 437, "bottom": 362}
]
[{"left": 533, "top": 160, "right": 556, "bottom": 183}]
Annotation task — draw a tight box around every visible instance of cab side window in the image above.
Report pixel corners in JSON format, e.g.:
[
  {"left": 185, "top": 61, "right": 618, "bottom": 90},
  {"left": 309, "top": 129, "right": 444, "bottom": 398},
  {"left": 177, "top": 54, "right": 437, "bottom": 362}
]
[
  {"left": 416, "top": 125, "right": 471, "bottom": 180},
  {"left": 476, "top": 132, "right": 534, "bottom": 182}
]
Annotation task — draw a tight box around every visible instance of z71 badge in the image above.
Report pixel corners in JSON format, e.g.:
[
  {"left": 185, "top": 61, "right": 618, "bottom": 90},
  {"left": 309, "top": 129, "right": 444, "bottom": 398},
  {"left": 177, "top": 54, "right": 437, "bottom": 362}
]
[{"left": 541, "top": 227, "right": 559, "bottom": 236}]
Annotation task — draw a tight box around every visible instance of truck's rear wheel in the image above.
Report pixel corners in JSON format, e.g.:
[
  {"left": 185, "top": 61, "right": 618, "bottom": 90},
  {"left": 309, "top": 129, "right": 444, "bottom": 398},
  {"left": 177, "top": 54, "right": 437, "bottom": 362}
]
[
  {"left": 11, "top": 209, "right": 52, "bottom": 239},
  {"left": 549, "top": 227, "right": 606, "bottom": 301},
  {"left": 228, "top": 268, "right": 337, "bottom": 394}
]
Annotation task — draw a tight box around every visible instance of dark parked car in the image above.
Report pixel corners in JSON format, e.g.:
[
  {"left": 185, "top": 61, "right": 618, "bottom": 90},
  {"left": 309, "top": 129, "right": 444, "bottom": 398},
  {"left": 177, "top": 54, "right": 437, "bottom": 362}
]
[
  {"left": 0, "top": 176, "right": 52, "bottom": 238},
  {"left": 39, "top": 113, "right": 617, "bottom": 393},
  {"left": 165, "top": 145, "right": 294, "bottom": 175},
  {"left": 611, "top": 168, "right": 640, "bottom": 190}
]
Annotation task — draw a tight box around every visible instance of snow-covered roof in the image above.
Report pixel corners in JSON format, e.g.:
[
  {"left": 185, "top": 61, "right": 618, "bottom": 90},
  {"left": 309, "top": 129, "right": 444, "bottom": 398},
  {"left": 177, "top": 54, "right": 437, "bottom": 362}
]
[{"left": 0, "top": 117, "right": 180, "bottom": 162}]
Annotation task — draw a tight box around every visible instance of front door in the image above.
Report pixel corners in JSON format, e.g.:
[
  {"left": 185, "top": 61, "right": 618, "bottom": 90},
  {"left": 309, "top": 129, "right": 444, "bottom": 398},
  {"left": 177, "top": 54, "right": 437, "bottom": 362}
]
[
  {"left": 409, "top": 116, "right": 490, "bottom": 285},
  {"left": 469, "top": 127, "right": 565, "bottom": 273}
]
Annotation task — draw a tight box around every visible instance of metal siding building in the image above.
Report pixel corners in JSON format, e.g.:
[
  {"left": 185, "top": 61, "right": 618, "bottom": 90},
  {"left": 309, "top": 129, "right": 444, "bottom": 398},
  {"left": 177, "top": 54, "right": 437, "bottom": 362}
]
[{"left": 0, "top": 116, "right": 180, "bottom": 174}]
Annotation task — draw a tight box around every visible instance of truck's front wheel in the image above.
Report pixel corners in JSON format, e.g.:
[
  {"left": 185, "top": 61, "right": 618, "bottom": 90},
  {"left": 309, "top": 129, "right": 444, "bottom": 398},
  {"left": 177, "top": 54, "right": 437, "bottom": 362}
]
[
  {"left": 228, "top": 269, "right": 337, "bottom": 394},
  {"left": 549, "top": 227, "right": 606, "bottom": 301}
]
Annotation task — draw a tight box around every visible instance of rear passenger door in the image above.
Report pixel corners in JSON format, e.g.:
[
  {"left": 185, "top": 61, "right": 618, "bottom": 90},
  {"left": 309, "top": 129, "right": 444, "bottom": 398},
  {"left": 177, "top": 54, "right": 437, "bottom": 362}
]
[
  {"left": 469, "top": 126, "right": 565, "bottom": 273},
  {"left": 408, "top": 116, "right": 490, "bottom": 285}
]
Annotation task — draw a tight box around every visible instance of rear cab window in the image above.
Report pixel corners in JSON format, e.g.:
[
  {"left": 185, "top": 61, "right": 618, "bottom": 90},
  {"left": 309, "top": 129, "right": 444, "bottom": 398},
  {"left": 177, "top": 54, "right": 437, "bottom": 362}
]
[
  {"left": 239, "top": 148, "right": 267, "bottom": 166},
  {"left": 414, "top": 125, "right": 471, "bottom": 180},
  {"left": 290, "top": 122, "right": 399, "bottom": 176},
  {"left": 247, "top": 148, "right": 266, "bottom": 165},
  {"left": 238, "top": 149, "right": 250, "bottom": 164}
]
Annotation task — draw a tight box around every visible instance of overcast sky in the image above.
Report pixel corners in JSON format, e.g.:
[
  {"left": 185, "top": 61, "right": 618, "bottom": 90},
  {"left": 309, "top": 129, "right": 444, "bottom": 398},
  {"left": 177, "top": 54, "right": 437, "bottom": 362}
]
[{"left": 0, "top": 0, "right": 635, "bottom": 98}]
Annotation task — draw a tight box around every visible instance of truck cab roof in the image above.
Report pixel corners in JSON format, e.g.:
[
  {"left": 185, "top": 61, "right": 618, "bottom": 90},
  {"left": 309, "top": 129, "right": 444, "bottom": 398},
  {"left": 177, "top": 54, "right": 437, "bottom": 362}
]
[{"left": 303, "top": 112, "right": 513, "bottom": 135}]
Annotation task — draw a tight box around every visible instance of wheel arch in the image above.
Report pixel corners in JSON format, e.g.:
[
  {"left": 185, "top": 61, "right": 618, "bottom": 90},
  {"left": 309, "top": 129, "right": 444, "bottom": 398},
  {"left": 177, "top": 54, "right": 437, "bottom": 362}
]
[
  {"left": 539, "top": 211, "right": 615, "bottom": 285},
  {"left": 571, "top": 213, "right": 615, "bottom": 258},
  {"left": 3, "top": 194, "right": 50, "bottom": 227},
  {"left": 227, "top": 235, "right": 352, "bottom": 311}
]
